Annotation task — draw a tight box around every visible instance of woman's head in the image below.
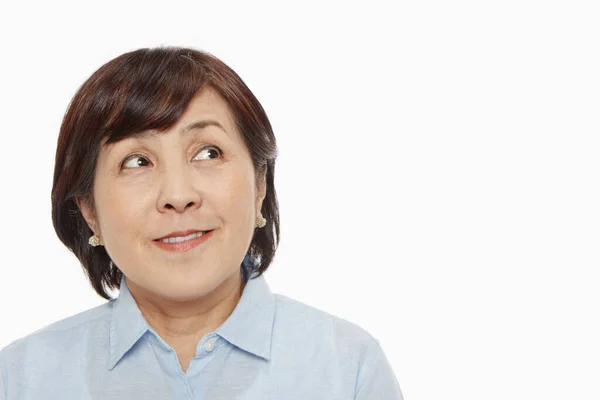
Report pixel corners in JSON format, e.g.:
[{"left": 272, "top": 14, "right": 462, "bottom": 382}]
[{"left": 52, "top": 46, "right": 279, "bottom": 300}]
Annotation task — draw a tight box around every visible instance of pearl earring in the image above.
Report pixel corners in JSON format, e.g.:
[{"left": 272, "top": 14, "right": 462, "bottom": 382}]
[
  {"left": 256, "top": 214, "right": 266, "bottom": 228},
  {"left": 88, "top": 234, "right": 101, "bottom": 247}
]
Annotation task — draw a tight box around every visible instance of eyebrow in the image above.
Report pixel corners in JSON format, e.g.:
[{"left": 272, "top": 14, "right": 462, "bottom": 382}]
[{"left": 129, "top": 119, "right": 228, "bottom": 140}]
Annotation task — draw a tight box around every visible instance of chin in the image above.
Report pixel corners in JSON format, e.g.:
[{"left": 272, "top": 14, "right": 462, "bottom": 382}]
[{"left": 152, "top": 269, "right": 231, "bottom": 301}]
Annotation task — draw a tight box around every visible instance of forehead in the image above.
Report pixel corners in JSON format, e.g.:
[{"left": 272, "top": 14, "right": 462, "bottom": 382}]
[
  {"left": 100, "top": 85, "right": 239, "bottom": 149},
  {"left": 168, "top": 85, "right": 237, "bottom": 136},
  {"left": 184, "top": 85, "right": 236, "bottom": 123}
]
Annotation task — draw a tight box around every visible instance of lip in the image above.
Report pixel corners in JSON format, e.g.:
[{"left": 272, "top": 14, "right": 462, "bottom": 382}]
[{"left": 153, "top": 229, "right": 215, "bottom": 252}]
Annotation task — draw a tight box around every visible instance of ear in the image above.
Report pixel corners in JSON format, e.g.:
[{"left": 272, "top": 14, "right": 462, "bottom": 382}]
[
  {"left": 75, "top": 196, "right": 100, "bottom": 236},
  {"left": 255, "top": 172, "right": 267, "bottom": 213}
]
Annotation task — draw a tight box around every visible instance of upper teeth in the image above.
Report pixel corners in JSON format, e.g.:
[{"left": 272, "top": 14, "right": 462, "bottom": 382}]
[{"left": 160, "top": 231, "right": 205, "bottom": 243}]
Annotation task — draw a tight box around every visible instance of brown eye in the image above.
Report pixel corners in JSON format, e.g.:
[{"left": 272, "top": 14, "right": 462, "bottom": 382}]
[
  {"left": 194, "top": 146, "right": 222, "bottom": 161},
  {"left": 122, "top": 154, "right": 151, "bottom": 169}
]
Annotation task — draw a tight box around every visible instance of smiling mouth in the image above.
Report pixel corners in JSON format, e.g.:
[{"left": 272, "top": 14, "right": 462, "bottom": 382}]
[
  {"left": 152, "top": 229, "right": 215, "bottom": 253},
  {"left": 154, "top": 230, "right": 212, "bottom": 243}
]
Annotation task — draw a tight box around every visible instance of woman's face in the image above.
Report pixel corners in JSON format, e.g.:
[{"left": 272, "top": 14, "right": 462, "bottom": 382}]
[{"left": 78, "top": 85, "right": 266, "bottom": 301}]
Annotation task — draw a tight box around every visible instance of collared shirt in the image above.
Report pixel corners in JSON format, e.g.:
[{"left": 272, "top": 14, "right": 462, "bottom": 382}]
[{"left": 0, "top": 256, "right": 403, "bottom": 399}]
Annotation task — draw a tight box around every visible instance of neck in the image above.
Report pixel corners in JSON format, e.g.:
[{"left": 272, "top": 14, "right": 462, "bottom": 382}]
[{"left": 127, "top": 269, "right": 246, "bottom": 352}]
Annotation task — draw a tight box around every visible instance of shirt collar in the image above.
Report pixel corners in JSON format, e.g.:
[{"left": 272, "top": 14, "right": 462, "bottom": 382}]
[
  {"left": 215, "top": 256, "right": 274, "bottom": 361},
  {"left": 108, "top": 255, "right": 274, "bottom": 370}
]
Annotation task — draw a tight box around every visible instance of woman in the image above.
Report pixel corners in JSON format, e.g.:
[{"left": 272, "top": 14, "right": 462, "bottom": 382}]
[{"left": 0, "top": 46, "right": 403, "bottom": 399}]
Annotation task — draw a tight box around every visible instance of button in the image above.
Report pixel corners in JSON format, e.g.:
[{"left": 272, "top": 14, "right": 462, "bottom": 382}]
[{"left": 203, "top": 340, "right": 215, "bottom": 352}]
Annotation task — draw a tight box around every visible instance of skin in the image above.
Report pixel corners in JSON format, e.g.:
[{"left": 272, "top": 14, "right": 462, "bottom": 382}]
[{"left": 77, "top": 85, "right": 266, "bottom": 372}]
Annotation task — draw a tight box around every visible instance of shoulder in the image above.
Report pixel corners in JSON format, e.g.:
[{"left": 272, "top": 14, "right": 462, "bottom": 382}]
[
  {"left": 270, "top": 294, "right": 403, "bottom": 398},
  {"left": 0, "top": 301, "right": 114, "bottom": 368},
  {"left": 273, "top": 292, "right": 378, "bottom": 343},
  {"left": 271, "top": 292, "right": 381, "bottom": 366},
  {"left": 268, "top": 293, "right": 401, "bottom": 396}
]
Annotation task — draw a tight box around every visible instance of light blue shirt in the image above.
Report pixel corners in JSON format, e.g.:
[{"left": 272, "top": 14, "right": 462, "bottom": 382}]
[{"left": 0, "top": 257, "right": 403, "bottom": 399}]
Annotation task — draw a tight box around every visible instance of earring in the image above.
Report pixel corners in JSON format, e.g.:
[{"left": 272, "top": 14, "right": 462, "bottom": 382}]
[
  {"left": 256, "top": 214, "right": 266, "bottom": 228},
  {"left": 88, "top": 234, "right": 101, "bottom": 247}
]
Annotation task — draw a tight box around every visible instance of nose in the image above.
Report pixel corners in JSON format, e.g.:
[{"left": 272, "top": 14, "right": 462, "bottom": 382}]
[{"left": 156, "top": 164, "right": 202, "bottom": 213}]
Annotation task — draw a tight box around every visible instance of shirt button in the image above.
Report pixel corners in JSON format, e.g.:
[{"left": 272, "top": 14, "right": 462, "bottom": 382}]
[{"left": 203, "top": 340, "right": 215, "bottom": 352}]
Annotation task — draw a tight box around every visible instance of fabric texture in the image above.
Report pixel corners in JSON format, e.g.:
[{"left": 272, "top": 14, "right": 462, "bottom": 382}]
[{"left": 0, "top": 256, "right": 403, "bottom": 399}]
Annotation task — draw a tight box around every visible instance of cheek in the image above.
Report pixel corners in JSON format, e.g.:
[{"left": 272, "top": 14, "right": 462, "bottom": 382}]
[
  {"left": 95, "top": 182, "right": 153, "bottom": 235},
  {"left": 217, "top": 172, "right": 256, "bottom": 217}
]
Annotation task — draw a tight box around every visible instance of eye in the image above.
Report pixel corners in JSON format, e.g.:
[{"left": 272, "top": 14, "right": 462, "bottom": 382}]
[
  {"left": 122, "top": 154, "right": 151, "bottom": 169},
  {"left": 194, "top": 145, "right": 222, "bottom": 161},
  {"left": 120, "top": 146, "right": 222, "bottom": 170}
]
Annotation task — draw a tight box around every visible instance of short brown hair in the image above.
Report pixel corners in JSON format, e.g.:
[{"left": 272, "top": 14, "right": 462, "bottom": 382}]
[{"left": 51, "top": 46, "right": 280, "bottom": 300}]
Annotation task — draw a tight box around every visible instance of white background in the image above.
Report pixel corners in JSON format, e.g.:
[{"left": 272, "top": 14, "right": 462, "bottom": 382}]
[{"left": 0, "top": 1, "right": 599, "bottom": 399}]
